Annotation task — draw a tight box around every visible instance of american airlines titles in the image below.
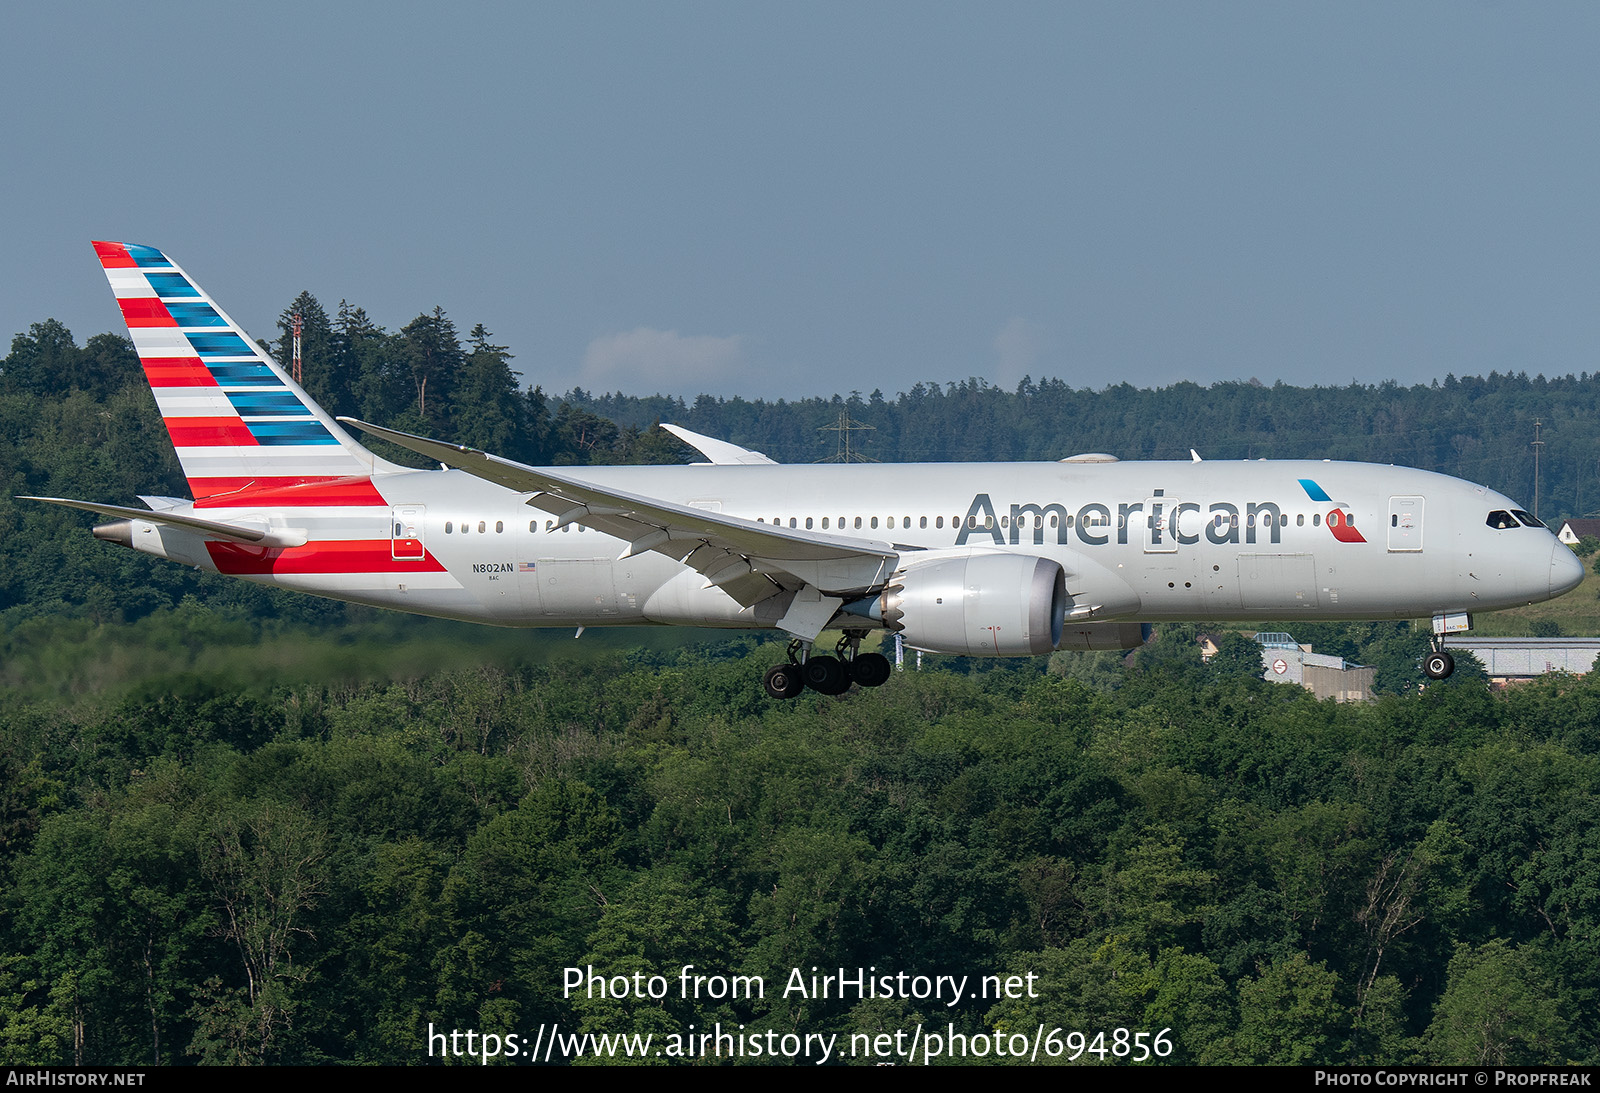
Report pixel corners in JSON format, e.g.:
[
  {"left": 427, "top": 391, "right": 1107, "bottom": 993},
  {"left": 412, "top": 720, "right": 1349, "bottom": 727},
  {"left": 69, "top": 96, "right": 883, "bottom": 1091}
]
[{"left": 955, "top": 490, "right": 1299, "bottom": 548}]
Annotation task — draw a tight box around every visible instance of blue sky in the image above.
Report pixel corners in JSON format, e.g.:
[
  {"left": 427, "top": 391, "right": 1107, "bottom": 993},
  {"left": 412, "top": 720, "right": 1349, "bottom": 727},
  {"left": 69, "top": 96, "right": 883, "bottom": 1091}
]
[{"left": 5, "top": 2, "right": 1599, "bottom": 401}]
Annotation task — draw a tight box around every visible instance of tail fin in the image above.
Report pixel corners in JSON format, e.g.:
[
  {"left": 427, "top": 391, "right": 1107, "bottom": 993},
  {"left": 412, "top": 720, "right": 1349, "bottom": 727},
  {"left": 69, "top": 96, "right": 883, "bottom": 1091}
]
[{"left": 92, "top": 241, "right": 401, "bottom": 503}]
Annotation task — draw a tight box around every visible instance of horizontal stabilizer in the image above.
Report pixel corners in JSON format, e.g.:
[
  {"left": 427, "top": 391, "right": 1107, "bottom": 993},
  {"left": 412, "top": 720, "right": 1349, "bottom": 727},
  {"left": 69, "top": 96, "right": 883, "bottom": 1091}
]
[{"left": 20, "top": 496, "right": 305, "bottom": 547}]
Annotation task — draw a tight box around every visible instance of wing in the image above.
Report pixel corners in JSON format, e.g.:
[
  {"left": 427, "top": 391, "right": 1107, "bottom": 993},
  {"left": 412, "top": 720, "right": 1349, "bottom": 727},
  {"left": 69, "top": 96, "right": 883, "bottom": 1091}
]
[{"left": 340, "top": 419, "right": 897, "bottom": 636}]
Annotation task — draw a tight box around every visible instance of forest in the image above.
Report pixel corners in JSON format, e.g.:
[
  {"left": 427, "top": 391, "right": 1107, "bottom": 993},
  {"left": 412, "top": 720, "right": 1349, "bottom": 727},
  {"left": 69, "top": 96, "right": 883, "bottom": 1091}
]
[{"left": 1, "top": 299, "right": 1597, "bottom": 1065}]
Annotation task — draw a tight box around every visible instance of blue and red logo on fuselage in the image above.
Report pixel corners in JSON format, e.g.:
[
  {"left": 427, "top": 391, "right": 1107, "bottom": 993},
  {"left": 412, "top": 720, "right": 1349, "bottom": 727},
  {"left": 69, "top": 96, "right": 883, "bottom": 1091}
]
[{"left": 1298, "top": 479, "right": 1366, "bottom": 543}]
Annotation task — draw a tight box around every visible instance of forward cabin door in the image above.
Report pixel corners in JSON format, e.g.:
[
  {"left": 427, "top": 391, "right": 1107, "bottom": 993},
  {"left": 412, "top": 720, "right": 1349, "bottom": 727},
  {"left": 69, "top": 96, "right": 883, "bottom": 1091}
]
[{"left": 1388, "top": 496, "right": 1424, "bottom": 552}]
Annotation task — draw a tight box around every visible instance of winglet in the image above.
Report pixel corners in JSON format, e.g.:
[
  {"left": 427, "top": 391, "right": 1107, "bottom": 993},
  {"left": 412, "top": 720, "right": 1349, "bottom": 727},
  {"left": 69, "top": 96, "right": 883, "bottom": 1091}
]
[{"left": 659, "top": 424, "right": 777, "bottom": 465}]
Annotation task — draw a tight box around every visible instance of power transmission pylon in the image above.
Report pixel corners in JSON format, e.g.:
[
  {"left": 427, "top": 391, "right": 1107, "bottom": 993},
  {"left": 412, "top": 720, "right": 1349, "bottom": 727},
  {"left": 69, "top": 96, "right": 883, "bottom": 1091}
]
[{"left": 817, "top": 409, "right": 877, "bottom": 463}]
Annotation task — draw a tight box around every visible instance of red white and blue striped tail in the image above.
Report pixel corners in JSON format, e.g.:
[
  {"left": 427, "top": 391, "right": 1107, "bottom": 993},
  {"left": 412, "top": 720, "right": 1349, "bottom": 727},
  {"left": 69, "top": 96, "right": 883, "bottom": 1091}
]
[{"left": 92, "top": 241, "right": 399, "bottom": 505}]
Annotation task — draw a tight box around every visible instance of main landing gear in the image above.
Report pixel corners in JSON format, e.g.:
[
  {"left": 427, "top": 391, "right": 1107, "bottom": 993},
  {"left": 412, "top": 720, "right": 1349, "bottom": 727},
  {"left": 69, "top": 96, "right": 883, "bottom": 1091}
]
[{"left": 762, "top": 631, "right": 892, "bottom": 699}]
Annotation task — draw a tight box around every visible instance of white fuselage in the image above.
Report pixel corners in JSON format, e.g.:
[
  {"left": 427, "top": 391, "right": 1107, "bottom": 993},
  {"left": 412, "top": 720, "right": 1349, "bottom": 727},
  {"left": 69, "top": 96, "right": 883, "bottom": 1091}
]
[{"left": 147, "top": 458, "right": 1580, "bottom": 635}]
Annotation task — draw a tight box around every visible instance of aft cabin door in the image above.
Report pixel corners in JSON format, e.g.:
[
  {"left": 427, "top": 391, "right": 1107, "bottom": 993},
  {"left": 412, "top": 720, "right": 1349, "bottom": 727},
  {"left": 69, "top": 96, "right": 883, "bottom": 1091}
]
[
  {"left": 1388, "top": 496, "right": 1424, "bottom": 552},
  {"left": 392, "top": 506, "right": 425, "bottom": 561}
]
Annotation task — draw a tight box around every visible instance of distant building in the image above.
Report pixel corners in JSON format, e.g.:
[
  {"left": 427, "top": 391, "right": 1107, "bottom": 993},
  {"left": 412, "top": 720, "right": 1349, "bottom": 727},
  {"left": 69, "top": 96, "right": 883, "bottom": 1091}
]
[
  {"left": 1251, "top": 632, "right": 1376, "bottom": 702},
  {"left": 1448, "top": 636, "right": 1600, "bottom": 682},
  {"left": 1556, "top": 518, "right": 1600, "bottom": 546}
]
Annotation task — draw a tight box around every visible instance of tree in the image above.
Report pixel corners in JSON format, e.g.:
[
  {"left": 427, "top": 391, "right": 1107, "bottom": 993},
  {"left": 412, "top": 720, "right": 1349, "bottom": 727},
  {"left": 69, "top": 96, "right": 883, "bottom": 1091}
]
[
  {"left": 399, "top": 308, "right": 463, "bottom": 428},
  {"left": 570, "top": 870, "right": 738, "bottom": 1063},
  {"left": 1210, "top": 631, "right": 1265, "bottom": 680},
  {"left": 196, "top": 800, "right": 328, "bottom": 1063},
  {"left": 1423, "top": 941, "right": 1573, "bottom": 1065},
  {"left": 1229, "top": 952, "right": 1345, "bottom": 1065},
  {"left": 448, "top": 325, "right": 526, "bottom": 459},
  {"left": 275, "top": 294, "right": 344, "bottom": 418}
]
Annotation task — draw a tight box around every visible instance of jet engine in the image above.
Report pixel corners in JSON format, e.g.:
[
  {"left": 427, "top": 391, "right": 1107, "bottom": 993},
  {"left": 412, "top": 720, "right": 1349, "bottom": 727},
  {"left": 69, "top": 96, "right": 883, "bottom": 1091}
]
[{"left": 878, "top": 553, "right": 1067, "bottom": 656}]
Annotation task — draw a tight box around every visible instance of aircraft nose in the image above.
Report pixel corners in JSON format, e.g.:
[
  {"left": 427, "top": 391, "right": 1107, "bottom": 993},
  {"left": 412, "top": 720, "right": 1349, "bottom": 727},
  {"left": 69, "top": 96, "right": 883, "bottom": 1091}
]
[{"left": 1552, "top": 541, "right": 1586, "bottom": 597}]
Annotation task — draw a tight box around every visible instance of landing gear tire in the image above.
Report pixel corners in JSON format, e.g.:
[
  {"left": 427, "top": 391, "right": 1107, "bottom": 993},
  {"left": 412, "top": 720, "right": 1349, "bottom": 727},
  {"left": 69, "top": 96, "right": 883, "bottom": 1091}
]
[
  {"left": 763, "top": 663, "right": 805, "bottom": 700},
  {"left": 1423, "top": 650, "right": 1455, "bottom": 680},
  {"left": 848, "top": 652, "right": 892, "bottom": 688},
  {"left": 802, "top": 654, "right": 851, "bottom": 695}
]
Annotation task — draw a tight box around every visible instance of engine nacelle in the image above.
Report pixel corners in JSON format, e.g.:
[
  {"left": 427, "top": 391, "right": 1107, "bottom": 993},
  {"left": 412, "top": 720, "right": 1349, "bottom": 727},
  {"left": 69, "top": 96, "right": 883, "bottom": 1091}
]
[
  {"left": 880, "top": 553, "right": 1066, "bottom": 656},
  {"left": 1055, "top": 621, "right": 1153, "bottom": 651}
]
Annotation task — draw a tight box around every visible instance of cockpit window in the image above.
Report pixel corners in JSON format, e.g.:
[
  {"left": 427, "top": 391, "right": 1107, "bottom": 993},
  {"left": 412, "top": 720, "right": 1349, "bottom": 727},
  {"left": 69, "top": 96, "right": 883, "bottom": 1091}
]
[
  {"left": 1512, "top": 510, "right": 1546, "bottom": 529},
  {"left": 1486, "top": 510, "right": 1518, "bottom": 530}
]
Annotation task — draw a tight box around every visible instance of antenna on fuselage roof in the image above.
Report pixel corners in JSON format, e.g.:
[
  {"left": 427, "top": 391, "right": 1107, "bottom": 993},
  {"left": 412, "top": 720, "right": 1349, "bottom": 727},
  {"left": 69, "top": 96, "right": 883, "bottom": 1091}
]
[{"left": 817, "top": 410, "right": 878, "bottom": 463}]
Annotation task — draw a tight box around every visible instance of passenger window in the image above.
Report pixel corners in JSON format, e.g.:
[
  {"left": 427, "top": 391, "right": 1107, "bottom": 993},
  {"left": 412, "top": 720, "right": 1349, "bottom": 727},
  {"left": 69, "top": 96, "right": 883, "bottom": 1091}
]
[
  {"left": 871, "top": 517, "right": 878, "bottom": 529},
  {"left": 887, "top": 517, "right": 895, "bottom": 529},
  {"left": 1313, "top": 514, "right": 1321, "bottom": 526},
  {"left": 529, "top": 521, "right": 537, "bottom": 533},
  {"left": 1297, "top": 514, "right": 1304, "bottom": 527},
  {"left": 936, "top": 516, "right": 944, "bottom": 528},
  {"left": 477, "top": 521, "right": 486, "bottom": 534},
  {"left": 496, "top": 521, "right": 504, "bottom": 533},
  {"left": 789, "top": 517, "right": 797, "bottom": 529},
  {"left": 805, "top": 517, "right": 813, "bottom": 529},
  {"left": 445, "top": 521, "right": 453, "bottom": 534},
  {"left": 855, "top": 517, "right": 863, "bottom": 529},
  {"left": 821, "top": 517, "right": 829, "bottom": 529},
  {"left": 920, "top": 516, "right": 927, "bottom": 529}
]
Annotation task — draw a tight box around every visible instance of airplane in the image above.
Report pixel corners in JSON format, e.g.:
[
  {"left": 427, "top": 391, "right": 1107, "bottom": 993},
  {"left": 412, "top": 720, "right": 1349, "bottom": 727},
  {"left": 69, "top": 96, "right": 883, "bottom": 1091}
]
[{"left": 23, "top": 241, "right": 1586, "bottom": 699}]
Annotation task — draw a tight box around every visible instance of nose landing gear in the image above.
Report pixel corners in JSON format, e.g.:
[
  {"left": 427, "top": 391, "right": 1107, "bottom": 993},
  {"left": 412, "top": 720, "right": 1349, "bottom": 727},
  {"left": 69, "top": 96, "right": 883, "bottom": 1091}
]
[
  {"left": 1422, "top": 630, "right": 1457, "bottom": 681},
  {"left": 1424, "top": 613, "right": 1466, "bottom": 681},
  {"left": 1423, "top": 646, "right": 1455, "bottom": 680}
]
